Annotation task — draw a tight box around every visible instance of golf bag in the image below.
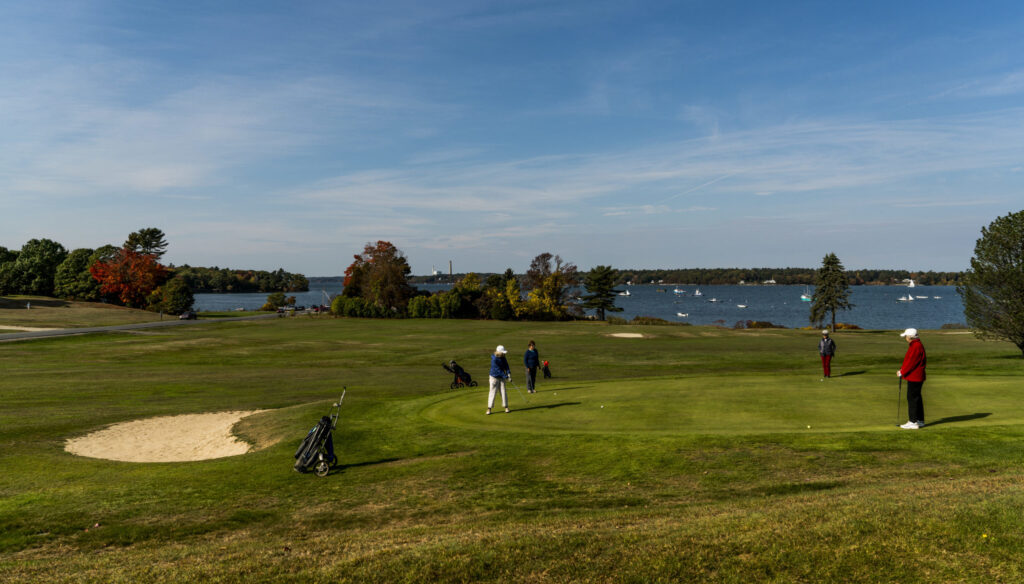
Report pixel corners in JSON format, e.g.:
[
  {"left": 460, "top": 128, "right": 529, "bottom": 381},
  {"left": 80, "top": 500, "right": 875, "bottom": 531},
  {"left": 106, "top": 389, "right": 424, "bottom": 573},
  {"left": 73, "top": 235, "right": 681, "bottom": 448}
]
[
  {"left": 542, "top": 360, "right": 552, "bottom": 378},
  {"left": 442, "top": 360, "right": 479, "bottom": 389},
  {"left": 293, "top": 391, "right": 345, "bottom": 477}
]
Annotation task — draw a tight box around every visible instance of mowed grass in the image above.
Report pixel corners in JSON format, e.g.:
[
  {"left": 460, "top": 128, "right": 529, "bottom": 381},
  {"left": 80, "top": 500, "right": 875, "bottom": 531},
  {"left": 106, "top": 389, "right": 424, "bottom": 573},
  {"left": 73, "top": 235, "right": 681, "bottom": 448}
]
[
  {"left": 0, "top": 296, "right": 166, "bottom": 329},
  {"left": 1, "top": 315, "right": 1024, "bottom": 583}
]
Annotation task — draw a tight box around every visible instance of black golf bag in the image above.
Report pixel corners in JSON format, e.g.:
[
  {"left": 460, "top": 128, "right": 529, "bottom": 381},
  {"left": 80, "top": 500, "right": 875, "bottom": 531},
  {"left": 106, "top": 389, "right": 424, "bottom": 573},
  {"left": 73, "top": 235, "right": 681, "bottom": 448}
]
[
  {"left": 442, "top": 360, "right": 478, "bottom": 389},
  {"left": 294, "top": 391, "right": 345, "bottom": 477},
  {"left": 542, "top": 360, "right": 552, "bottom": 378}
]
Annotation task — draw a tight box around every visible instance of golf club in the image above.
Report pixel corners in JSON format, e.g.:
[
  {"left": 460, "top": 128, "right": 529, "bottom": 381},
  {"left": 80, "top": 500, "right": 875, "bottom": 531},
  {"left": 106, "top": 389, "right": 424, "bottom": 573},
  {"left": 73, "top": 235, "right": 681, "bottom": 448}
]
[
  {"left": 896, "top": 377, "right": 902, "bottom": 426},
  {"left": 507, "top": 376, "right": 529, "bottom": 404}
]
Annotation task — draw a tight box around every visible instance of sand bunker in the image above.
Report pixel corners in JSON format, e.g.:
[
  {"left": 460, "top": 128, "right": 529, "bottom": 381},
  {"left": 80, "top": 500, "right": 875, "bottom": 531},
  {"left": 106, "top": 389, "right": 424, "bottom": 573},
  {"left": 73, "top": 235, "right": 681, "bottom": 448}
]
[
  {"left": 65, "top": 411, "right": 265, "bottom": 462},
  {"left": 609, "top": 333, "right": 644, "bottom": 338}
]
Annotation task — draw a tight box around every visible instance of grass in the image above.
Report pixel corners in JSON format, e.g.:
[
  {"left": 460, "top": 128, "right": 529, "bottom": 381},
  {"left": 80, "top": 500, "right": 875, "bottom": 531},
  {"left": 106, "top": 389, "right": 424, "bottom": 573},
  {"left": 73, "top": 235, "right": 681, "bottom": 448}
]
[
  {"left": 1, "top": 312, "right": 1024, "bottom": 582},
  {"left": 0, "top": 296, "right": 167, "bottom": 329}
]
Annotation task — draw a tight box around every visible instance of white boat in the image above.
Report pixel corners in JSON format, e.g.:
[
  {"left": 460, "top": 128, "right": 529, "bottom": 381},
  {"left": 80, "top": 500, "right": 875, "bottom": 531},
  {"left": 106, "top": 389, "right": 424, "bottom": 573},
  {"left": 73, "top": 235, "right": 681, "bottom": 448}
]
[
  {"left": 737, "top": 303, "right": 748, "bottom": 309},
  {"left": 915, "top": 296, "right": 928, "bottom": 299},
  {"left": 707, "top": 298, "right": 720, "bottom": 303},
  {"left": 898, "top": 295, "right": 913, "bottom": 302},
  {"left": 800, "top": 286, "right": 812, "bottom": 302},
  {"left": 693, "top": 288, "right": 703, "bottom": 297},
  {"left": 673, "top": 288, "right": 686, "bottom": 295},
  {"left": 933, "top": 296, "right": 942, "bottom": 299},
  {"left": 908, "top": 279, "right": 916, "bottom": 288},
  {"left": 618, "top": 290, "right": 630, "bottom": 296},
  {"left": 676, "top": 312, "right": 688, "bottom": 317}
]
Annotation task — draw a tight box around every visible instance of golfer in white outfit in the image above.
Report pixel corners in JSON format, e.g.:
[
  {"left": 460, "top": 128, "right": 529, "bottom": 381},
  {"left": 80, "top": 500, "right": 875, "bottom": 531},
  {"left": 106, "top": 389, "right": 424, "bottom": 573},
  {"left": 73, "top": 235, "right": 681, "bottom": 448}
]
[{"left": 487, "top": 345, "right": 511, "bottom": 414}]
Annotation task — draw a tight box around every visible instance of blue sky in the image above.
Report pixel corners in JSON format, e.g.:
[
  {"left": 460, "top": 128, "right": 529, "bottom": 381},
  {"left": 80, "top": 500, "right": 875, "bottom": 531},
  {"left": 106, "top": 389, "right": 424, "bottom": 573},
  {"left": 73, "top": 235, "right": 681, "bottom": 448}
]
[{"left": 2, "top": 1, "right": 1023, "bottom": 275}]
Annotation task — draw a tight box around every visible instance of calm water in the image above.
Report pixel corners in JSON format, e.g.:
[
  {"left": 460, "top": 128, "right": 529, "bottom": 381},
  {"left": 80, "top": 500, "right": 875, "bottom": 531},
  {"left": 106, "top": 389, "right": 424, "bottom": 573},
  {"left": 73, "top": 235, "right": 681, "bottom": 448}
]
[{"left": 193, "top": 283, "right": 965, "bottom": 330}]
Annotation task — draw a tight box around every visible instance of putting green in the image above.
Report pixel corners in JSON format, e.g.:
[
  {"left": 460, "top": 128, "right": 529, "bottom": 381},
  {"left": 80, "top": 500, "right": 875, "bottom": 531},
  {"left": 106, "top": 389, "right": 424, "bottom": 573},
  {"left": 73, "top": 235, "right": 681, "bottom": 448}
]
[{"left": 420, "top": 374, "right": 1022, "bottom": 435}]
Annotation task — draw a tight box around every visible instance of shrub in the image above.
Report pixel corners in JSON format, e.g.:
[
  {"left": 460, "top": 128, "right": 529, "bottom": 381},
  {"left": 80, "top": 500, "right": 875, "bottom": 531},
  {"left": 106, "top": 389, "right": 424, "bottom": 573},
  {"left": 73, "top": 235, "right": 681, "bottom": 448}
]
[
  {"left": 607, "top": 316, "right": 628, "bottom": 325},
  {"left": 940, "top": 323, "right": 969, "bottom": 330},
  {"left": 745, "top": 320, "right": 786, "bottom": 329}
]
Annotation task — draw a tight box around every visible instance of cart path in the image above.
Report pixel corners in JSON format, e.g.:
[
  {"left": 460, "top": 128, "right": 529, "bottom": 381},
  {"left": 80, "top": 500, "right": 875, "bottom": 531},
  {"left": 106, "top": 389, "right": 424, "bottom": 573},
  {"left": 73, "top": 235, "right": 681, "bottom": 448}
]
[{"left": 0, "top": 313, "right": 279, "bottom": 342}]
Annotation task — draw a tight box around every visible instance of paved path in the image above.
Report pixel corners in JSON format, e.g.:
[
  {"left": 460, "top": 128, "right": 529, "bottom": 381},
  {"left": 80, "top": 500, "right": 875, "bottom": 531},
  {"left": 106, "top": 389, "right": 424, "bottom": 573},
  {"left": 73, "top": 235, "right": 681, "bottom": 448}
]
[{"left": 0, "top": 313, "right": 280, "bottom": 342}]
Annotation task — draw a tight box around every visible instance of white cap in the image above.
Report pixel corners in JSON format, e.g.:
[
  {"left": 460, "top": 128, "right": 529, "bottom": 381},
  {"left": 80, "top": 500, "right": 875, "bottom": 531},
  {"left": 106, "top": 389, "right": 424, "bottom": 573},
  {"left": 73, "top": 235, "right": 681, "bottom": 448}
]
[
  {"left": 900, "top": 328, "right": 918, "bottom": 338},
  {"left": 821, "top": 329, "right": 830, "bottom": 335},
  {"left": 495, "top": 345, "right": 507, "bottom": 354}
]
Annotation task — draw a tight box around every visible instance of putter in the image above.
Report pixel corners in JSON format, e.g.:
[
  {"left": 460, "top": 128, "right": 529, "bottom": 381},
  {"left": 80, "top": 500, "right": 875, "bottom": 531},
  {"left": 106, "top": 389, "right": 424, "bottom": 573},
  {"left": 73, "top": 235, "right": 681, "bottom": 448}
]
[{"left": 896, "top": 377, "right": 902, "bottom": 426}]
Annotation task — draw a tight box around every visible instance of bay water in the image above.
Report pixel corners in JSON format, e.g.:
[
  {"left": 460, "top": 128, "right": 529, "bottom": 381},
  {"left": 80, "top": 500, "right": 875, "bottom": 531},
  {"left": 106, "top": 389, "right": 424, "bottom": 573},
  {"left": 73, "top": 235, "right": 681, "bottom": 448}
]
[{"left": 194, "top": 282, "right": 965, "bottom": 331}]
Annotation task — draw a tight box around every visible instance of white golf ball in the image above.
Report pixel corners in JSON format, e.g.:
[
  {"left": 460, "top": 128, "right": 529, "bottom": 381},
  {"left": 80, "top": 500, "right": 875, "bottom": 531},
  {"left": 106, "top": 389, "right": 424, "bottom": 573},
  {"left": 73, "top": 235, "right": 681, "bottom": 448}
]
[
  {"left": 807, "top": 425, "right": 811, "bottom": 429},
  {"left": 600, "top": 405, "right": 604, "bottom": 409}
]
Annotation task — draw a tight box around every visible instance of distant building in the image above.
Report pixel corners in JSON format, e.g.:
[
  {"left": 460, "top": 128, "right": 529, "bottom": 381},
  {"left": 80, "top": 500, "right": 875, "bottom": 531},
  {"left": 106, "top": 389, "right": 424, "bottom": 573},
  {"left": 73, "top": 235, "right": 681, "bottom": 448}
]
[{"left": 763, "top": 279, "right": 777, "bottom": 285}]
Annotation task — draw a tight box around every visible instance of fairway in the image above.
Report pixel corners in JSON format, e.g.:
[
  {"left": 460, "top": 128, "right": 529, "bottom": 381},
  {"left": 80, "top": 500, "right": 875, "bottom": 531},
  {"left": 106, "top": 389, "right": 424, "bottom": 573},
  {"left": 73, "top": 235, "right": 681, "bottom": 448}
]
[
  {"left": 3, "top": 316, "right": 1024, "bottom": 583},
  {"left": 423, "top": 374, "right": 1015, "bottom": 435}
]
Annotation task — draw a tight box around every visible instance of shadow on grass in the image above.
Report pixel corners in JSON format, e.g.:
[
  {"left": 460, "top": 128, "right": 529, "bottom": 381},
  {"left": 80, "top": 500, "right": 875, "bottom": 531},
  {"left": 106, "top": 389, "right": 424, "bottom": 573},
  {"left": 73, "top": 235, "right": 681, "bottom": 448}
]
[
  {"left": 927, "top": 413, "right": 991, "bottom": 427},
  {"left": 838, "top": 370, "right": 867, "bottom": 377},
  {"left": 0, "top": 298, "right": 71, "bottom": 309},
  {"left": 335, "top": 457, "right": 401, "bottom": 472},
  {"left": 514, "top": 402, "right": 582, "bottom": 413}
]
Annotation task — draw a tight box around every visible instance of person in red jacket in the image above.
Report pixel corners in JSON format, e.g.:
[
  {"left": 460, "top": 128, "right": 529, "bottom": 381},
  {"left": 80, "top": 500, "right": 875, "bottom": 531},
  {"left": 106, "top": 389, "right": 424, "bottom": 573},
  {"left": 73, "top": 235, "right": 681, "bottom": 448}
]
[{"left": 897, "top": 328, "right": 927, "bottom": 429}]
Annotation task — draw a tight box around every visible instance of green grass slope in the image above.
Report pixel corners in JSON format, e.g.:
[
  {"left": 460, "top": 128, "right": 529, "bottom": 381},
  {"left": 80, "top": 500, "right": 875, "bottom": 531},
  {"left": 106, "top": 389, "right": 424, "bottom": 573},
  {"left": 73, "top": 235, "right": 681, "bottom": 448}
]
[{"left": 1, "top": 318, "right": 1023, "bottom": 583}]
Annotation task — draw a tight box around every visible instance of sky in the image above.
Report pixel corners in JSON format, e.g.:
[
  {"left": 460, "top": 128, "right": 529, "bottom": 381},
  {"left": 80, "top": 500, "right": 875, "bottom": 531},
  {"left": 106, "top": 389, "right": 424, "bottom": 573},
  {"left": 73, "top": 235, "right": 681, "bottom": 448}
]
[{"left": 2, "top": 1, "right": 1024, "bottom": 276}]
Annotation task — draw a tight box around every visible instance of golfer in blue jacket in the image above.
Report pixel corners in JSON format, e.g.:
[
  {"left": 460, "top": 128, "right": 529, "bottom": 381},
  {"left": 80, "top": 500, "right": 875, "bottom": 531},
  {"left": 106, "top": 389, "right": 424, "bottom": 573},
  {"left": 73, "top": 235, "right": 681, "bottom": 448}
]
[
  {"left": 487, "top": 345, "right": 511, "bottom": 415},
  {"left": 523, "top": 340, "right": 540, "bottom": 393}
]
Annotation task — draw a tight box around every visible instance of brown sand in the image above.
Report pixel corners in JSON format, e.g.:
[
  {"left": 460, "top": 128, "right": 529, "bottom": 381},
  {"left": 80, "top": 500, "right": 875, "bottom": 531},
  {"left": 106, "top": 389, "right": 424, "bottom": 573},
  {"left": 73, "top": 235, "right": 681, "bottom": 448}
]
[
  {"left": 609, "top": 332, "right": 645, "bottom": 338},
  {"left": 65, "top": 411, "right": 265, "bottom": 462}
]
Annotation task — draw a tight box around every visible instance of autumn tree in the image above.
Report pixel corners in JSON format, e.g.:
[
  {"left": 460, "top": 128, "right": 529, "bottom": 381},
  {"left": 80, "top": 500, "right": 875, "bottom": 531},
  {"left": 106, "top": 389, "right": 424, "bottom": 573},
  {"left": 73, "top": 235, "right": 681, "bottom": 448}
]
[
  {"left": 90, "top": 248, "right": 170, "bottom": 308},
  {"left": 521, "top": 253, "right": 581, "bottom": 320},
  {"left": 341, "top": 241, "right": 416, "bottom": 314}
]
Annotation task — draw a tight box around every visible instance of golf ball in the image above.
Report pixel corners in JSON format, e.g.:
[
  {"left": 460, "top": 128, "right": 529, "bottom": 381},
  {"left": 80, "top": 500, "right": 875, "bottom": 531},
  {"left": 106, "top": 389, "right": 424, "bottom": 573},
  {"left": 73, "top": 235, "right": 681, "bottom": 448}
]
[
  {"left": 807, "top": 425, "right": 811, "bottom": 429},
  {"left": 600, "top": 405, "right": 604, "bottom": 408}
]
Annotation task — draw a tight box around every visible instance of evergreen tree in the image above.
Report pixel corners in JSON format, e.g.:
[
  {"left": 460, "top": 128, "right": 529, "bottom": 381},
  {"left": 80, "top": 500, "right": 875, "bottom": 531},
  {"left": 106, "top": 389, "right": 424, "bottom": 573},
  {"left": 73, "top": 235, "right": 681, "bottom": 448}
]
[
  {"left": 809, "top": 253, "right": 853, "bottom": 331},
  {"left": 54, "top": 248, "right": 102, "bottom": 301},
  {"left": 581, "top": 265, "right": 623, "bottom": 321},
  {"left": 958, "top": 210, "right": 1024, "bottom": 356},
  {"left": 125, "top": 228, "right": 169, "bottom": 258}
]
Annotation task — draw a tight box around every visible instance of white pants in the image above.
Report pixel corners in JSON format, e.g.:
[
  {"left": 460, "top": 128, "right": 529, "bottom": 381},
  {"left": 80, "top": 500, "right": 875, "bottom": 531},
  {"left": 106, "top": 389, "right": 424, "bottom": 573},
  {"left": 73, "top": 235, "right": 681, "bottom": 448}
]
[{"left": 488, "top": 376, "right": 508, "bottom": 409}]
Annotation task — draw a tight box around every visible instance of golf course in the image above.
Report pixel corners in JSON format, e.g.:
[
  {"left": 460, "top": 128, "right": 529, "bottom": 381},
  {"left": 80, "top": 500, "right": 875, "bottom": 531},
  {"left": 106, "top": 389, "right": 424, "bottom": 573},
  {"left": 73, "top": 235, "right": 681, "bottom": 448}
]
[{"left": 2, "top": 306, "right": 1023, "bottom": 583}]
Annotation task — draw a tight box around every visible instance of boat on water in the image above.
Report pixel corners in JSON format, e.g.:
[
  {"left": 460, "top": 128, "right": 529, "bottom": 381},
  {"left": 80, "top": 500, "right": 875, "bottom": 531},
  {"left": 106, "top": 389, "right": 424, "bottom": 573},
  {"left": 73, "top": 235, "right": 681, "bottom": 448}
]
[
  {"left": 707, "top": 298, "right": 720, "bottom": 303},
  {"left": 737, "top": 303, "right": 748, "bottom": 309},
  {"left": 898, "top": 295, "right": 914, "bottom": 302},
  {"left": 933, "top": 296, "right": 942, "bottom": 299},
  {"left": 676, "top": 312, "right": 688, "bottom": 317},
  {"left": 915, "top": 296, "right": 929, "bottom": 299},
  {"left": 693, "top": 288, "right": 703, "bottom": 297},
  {"left": 908, "top": 279, "right": 916, "bottom": 288},
  {"left": 618, "top": 290, "right": 631, "bottom": 296},
  {"left": 800, "top": 286, "right": 812, "bottom": 302},
  {"left": 673, "top": 288, "right": 686, "bottom": 295}
]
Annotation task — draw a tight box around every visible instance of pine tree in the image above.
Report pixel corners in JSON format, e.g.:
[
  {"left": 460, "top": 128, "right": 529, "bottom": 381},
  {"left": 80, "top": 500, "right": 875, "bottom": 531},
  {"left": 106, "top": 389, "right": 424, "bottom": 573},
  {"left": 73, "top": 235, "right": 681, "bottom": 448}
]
[
  {"left": 581, "top": 265, "right": 623, "bottom": 321},
  {"left": 957, "top": 210, "right": 1024, "bottom": 356},
  {"left": 809, "top": 253, "right": 853, "bottom": 331}
]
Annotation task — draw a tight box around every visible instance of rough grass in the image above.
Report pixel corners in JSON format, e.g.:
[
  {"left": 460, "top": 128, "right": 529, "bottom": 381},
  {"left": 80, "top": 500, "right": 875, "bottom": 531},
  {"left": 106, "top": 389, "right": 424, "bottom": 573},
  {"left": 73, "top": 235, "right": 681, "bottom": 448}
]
[{"left": 1, "top": 315, "right": 1023, "bottom": 582}]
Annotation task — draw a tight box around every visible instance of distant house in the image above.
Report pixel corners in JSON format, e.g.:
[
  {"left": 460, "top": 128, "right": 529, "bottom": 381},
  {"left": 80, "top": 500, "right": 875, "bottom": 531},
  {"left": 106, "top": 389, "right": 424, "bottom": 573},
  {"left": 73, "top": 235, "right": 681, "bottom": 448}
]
[{"left": 763, "top": 279, "right": 777, "bottom": 285}]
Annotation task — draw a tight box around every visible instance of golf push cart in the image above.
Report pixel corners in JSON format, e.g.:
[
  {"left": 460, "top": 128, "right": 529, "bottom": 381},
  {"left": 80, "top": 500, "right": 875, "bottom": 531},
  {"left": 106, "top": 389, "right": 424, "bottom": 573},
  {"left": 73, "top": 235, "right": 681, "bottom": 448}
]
[{"left": 293, "top": 390, "right": 345, "bottom": 477}]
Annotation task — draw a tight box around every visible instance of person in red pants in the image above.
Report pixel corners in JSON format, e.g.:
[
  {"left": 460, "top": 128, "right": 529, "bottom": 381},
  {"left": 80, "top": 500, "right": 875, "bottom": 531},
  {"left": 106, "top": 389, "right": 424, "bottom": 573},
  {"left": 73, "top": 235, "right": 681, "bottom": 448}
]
[
  {"left": 818, "top": 329, "right": 836, "bottom": 379},
  {"left": 898, "top": 328, "right": 927, "bottom": 429}
]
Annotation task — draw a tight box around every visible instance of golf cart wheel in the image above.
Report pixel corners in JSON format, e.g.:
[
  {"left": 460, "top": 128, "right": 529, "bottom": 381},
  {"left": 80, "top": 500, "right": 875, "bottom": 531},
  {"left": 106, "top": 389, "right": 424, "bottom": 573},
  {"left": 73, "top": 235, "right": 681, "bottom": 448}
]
[
  {"left": 469, "top": 381, "right": 478, "bottom": 387},
  {"left": 450, "top": 382, "right": 459, "bottom": 390},
  {"left": 314, "top": 461, "right": 330, "bottom": 477}
]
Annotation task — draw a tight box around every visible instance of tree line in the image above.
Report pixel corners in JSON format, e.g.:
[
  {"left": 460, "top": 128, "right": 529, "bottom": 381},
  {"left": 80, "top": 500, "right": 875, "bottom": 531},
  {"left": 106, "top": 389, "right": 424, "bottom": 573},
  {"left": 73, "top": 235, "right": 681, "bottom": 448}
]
[
  {"left": 1, "top": 228, "right": 306, "bottom": 315},
  {"left": 324, "top": 241, "right": 618, "bottom": 322},
  {"left": 174, "top": 266, "right": 308, "bottom": 294}
]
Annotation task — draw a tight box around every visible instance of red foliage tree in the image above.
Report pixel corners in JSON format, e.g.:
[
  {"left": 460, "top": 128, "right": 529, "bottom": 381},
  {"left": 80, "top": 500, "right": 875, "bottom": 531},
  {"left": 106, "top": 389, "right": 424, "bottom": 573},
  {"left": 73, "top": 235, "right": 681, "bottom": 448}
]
[
  {"left": 341, "top": 241, "right": 415, "bottom": 311},
  {"left": 89, "top": 248, "right": 169, "bottom": 308}
]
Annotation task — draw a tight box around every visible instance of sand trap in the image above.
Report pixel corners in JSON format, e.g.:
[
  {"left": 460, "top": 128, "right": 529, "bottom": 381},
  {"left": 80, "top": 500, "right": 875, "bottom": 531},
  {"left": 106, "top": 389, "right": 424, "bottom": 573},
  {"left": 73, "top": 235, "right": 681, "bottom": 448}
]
[
  {"left": 0, "top": 325, "right": 58, "bottom": 332},
  {"left": 609, "top": 333, "right": 644, "bottom": 338},
  {"left": 65, "top": 411, "right": 265, "bottom": 462}
]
